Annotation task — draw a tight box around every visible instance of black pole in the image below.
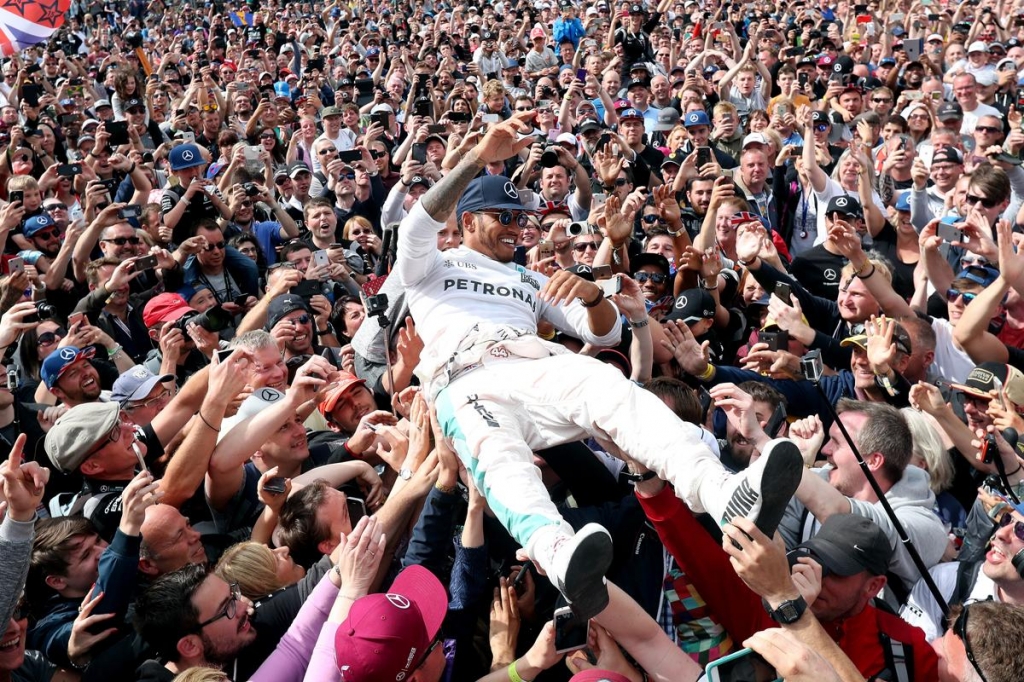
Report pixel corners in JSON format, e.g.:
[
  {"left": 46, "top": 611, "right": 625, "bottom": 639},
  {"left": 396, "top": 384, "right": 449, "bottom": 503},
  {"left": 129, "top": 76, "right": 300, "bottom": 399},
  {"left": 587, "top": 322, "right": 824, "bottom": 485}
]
[{"left": 813, "top": 383, "right": 951, "bottom": 619}]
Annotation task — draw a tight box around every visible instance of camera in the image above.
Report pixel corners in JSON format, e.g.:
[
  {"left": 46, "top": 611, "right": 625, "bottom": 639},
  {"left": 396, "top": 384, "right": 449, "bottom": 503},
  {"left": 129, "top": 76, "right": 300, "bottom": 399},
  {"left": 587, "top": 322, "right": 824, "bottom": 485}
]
[
  {"left": 173, "top": 305, "right": 232, "bottom": 333},
  {"left": 540, "top": 144, "right": 561, "bottom": 168},
  {"left": 567, "top": 221, "right": 591, "bottom": 237},
  {"left": 242, "top": 182, "right": 259, "bottom": 196},
  {"left": 365, "top": 293, "right": 389, "bottom": 317},
  {"left": 800, "top": 350, "right": 824, "bottom": 383},
  {"left": 25, "top": 301, "right": 56, "bottom": 324}
]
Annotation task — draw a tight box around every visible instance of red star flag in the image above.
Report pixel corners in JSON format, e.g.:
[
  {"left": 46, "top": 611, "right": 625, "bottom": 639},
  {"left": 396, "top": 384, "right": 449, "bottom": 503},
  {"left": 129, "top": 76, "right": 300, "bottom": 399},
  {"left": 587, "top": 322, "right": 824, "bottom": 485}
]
[{"left": 0, "top": 0, "right": 70, "bottom": 57}]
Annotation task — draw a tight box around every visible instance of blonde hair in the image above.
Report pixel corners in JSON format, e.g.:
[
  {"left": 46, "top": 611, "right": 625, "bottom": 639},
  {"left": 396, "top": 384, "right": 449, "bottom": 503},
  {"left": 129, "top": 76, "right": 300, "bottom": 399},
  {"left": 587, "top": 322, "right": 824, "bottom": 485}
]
[
  {"left": 172, "top": 667, "right": 230, "bottom": 682},
  {"left": 214, "top": 542, "right": 286, "bottom": 601},
  {"left": 840, "top": 251, "right": 893, "bottom": 284},
  {"left": 901, "top": 408, "right": 955, "bottom": 494},
  {"left": 343, "top": 215, "right": 373, "bottom": 241}
]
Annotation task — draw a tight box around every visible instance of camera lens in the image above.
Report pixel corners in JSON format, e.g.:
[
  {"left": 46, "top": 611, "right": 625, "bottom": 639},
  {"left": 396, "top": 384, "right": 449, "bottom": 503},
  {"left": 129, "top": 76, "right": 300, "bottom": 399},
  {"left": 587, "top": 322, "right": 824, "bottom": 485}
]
[
  {"left": 192, "top": 305, "right": 232, "bottom": 332},
  {"left": 35, "top": 301, "right": 55, "bottom": 320},
  {"left": 540, "top": 148, "right": 560, "bottom": 168}
]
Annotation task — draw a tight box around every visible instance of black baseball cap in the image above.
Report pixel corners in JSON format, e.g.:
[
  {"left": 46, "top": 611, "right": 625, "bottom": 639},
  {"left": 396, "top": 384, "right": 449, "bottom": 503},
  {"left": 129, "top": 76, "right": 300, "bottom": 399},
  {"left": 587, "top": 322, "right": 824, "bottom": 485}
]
[
  {"left": 665, "top": 288, "right": 715, "bottom": 325},
  {"left": 793, "top": 514, "right": 893, "bottom": 577}
]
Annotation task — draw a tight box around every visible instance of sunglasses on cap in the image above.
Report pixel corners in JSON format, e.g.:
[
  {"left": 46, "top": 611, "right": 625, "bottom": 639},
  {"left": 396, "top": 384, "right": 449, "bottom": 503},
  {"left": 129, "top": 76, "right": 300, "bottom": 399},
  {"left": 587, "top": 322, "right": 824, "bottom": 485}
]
[
  {"left": 634, "top": 271, "right": 667, "bottom": 284},
  {"left": 480, "top": 210, "right": 530, "bottom": 227}
]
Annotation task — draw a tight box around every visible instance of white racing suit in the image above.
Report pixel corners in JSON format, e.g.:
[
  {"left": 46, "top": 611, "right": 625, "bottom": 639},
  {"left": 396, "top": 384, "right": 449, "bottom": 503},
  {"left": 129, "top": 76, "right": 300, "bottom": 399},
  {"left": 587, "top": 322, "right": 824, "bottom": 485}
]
[{"left": 395, "top": 202, "right": 731, "bottom": 561}]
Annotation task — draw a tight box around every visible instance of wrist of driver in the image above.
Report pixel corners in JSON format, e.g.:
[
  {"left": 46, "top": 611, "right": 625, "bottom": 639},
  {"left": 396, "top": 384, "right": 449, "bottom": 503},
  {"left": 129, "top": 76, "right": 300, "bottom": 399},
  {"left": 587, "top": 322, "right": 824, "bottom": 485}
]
[{"left": 764, "top": 588, "right": 802, "bottom": 609}]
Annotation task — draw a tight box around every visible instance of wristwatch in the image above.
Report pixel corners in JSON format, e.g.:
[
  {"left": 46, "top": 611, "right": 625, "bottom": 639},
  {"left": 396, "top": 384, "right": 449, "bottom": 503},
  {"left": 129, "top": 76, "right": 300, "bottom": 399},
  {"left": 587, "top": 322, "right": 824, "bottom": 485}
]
[
  {"left": 398, "top": 467, "right": 413, "bottom": 481},
  {"left": 763, "top": 595, "right": 807, "bottom": 624},
  {"left": 621, "top": 469, "right": 658, "bottom": 483}
]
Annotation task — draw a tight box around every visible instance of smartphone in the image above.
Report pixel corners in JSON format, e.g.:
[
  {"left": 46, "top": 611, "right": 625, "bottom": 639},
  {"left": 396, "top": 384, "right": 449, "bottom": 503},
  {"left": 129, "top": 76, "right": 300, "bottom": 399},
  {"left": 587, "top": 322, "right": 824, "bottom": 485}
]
[
  {"left": 538, "top": 240, "right": 555, "bottom": 259},
  {"left": 757, "top": 329, "right": 790, "bottom": 352},
  {"left": 798, "top": 72, "right": 809, "bottom": 86},
  {"left": 774, "top": 281, "right": 793, "bottom": 305},
  {"left": 698, "top": 386, "right": 713, "bottom": 424},
  {"left": 68, "top": 311, "right": 86, "bottom": 329},
  {"left": 21, "top": 84, "right": 41, "bottom": 106},
  {"left": 511, "top": 561, "right": 533, "bottom": 595},
  {"left": 704, "top": 648, "right": 780, "bottom": 682},
  {"left": 215, "top": 347, "right": 234, "bottom": 364},
  {"left": 180, "top": 131, "right": 196, "bottom": 143},
  {"left": 369, "top": 111, "right": 389, "bottom": 128},
  {"left": 411, "top": 142, "right": 428, "bottom": 164},
  {"left": 57, "top": 163, "right": 82, "bottom": 177},
  {"left": 8, "top": 256, "right": 24, "bottom": 275},
  {"left": 8, "top": 190, "right": 23, "bottom": 205},
  {"left": 412, "top": 99, "right": 432, "bottom": 117},
  {"left": 553, "top": 607, "right": 590, "bottom": 654},
  {"left": 119, "top": 204, "right": 143, "bottom": 220},
  {"left": 513, "top": 245, "right": 527, "bottom": 267},
  {"left": 598, "top": 276, "right": 622, "bottom": 297},
  {"left": 480, "top": 113, "right": 500, "bottom": 124},
  {"left": 134, "top": 254, "right": 158, "bottom": 271},
  {"left": 105, "top": 120, "right": 129, "bottom": 145},
  {"left": 263, "top": 476, "right": 288, "bottom": 495},
  {"left": 576, "top": 68, "right": 587, "bottom": 82},
  {"left": 132, "top": 441, "right": 148, "bottom": 473},
  {"left": 696, "top": 146, "right": 712, "bottom": 168},
  {"left": 347, "top": 496, "right": 368, "bottom": 522},
  {"left": 591, "top": 264, "right": 613, "bottom": 280},
  {"left": 764, "top": 402, "right": 787, "bottom": 438},
  {"left": 426, "top": 124, "right": 447, "bottom": 135},
  {"left": 789, "top": 46, "right": 806, "bottom": 56},
  {"left": 313, "top": 249, "right": 330, "bottom": 270},
  {"left": 339, "top": 149, "right": 362, "bottom": 164},
  {"left": 776, "top": 103, "right": 789, "bottom": 117},
  {"left": 936, "top": 220, "right": 963, "bottom": 243},
  {"left": 243, "top": 143, "right": 260, "bottom": 165},
  {"left": 591, "top": 192, "right": 607, "bottom": 210}
]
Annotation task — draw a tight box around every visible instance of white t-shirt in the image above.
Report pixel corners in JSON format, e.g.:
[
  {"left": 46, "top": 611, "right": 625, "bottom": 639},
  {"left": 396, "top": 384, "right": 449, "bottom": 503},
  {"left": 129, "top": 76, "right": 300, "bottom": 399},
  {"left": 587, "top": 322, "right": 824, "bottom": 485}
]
[
  {"left": 930, "top": 317, "right": 975, "bottom": 385},
  {"left": 960, "top": 102, "right": 1002, "bottom": 136},
  {"left": 811, "top": 178, "right": 886, "bottom": 246},
  {"left": 901, "top": 560, "right": 998, "bottom": 642}
]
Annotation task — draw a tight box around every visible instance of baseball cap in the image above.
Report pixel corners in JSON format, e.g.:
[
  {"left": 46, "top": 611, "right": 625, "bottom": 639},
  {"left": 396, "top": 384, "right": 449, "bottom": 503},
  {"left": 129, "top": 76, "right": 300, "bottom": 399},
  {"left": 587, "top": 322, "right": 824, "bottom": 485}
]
[
  {"left": 936, "top": 102, "right": 964, "bottom": 121},
  {"left": 318, "top": 372, "right": 369, "bottom": 415},
  {"left": 825, "top": 194, "right": 864, "bottom": 219},
  {"left": 94, "top": 99, "right": 112, "bottom": 109},
  {"left": 811, "top": 110, "right": 832, "bottom": 125},
  {"left": 958, "top": 264, "right": 1001, "bottom": 287},
  {"left": 455, "top": 175, "right": 526, "bottom": 222},
  {"left": 817, "top": 55, "right": 835, "bottom": 67},
  {"left": 322, "top": 105, "right": 343, "bottom": 118},
  {"left": 619, "top": 107, "right": 644, "bottom": 121},
  {"left": 143, "top": 293, "right": 194, "bottom": 328},
  {"left": 628, "top": 3, "right": 645, "bottom": 13},
  {"left": 927, "top": 33, "right": 944, "bottom": 43},
  {"left": 683, "top": 110, "right": 710, "bottom": 128},
  {"left": 555, "top": 132, "right": 578, "bottom": 148},
  {"left": 665, "top": 288, "right": 716, "bottom": 325},
  {"left": 124, "top": 97, "right": 145, "bottom": 111},
  {"left": 44, "top": 402, "right": 121, "bottom": 474},
  {"left": 579, "top": 119, "right": 603, "bottom": 135},
  {"left": 612, "top": 98, "right": 631, "bottom": 110},
  {"left": 288, "top": 161, "right": 312, "bottom": 178},
  {"left": 334, "top": 565, "right": 447, "bottom": 680},
  {"left": 950, "top": 363, "right": 1024, "bottom": 406},
  {"left": 168, "top": 143, "right": 206, "bottom": 171},
  {"left": 968, "top": 41, "right": 988, "bottom": 53},
  {"left": 894, "top": 193, "right": 911, "bottom": 212},
  {"left": 793, "top": 514, "right": 893, "bottom": 577},
  {"left": 742, "top": 132, "right": 769, "bottom": 148},
  {"left": 661, "top": 149, "right": 684, "bottom": 168},
  {"left": 111, "top": 365, "right": 174, "bottom": 405},
  {"left": 840, "top": 322, "right": 912, "bottom": 355},
  {"left": 631, "top": 253, "right": 671, "bottom": 276},
  {"left": 530, "top": 27, "right": 546, "bottom": 39},
  {"left": 932, "top": 147, "right": 963, "bottom": 165},
  {"left": 23, "top": 213, "right": 56, "bottom": 237},
  {"left": 220, "top": 387, "right": 289, "bottom": 441},
  {"left": 879, "top": 57, "right": 897, "bottom": 67},
  {"left": 41, "top": 346, "right": 97, "bottom": 390},
  {"left": 266, "top": 294, "right": 311, "bottom": 330},
  {"left": 626, "top": 77, "right": 649, "bottom": 90},
  {"left": 652, "top": 107, "right": 680, "bottom": 132}
]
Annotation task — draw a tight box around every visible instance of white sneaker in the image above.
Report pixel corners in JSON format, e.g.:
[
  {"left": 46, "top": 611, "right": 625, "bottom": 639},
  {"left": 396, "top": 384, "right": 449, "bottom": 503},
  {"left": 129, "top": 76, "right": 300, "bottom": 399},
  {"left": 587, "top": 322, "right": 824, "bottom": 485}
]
[
  {"left": 547, "top": 523, "right": 614, "bottom": 621},
  {"left": 720, "top": 438, "right": 803, "bottom": 538}
]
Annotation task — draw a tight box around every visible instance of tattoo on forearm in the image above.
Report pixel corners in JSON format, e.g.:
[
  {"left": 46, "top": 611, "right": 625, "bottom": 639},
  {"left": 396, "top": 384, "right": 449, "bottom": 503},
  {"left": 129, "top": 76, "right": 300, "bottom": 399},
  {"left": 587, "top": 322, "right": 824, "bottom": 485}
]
[{"left": 421, "top": 151, "right": 485, "bottom": 222}]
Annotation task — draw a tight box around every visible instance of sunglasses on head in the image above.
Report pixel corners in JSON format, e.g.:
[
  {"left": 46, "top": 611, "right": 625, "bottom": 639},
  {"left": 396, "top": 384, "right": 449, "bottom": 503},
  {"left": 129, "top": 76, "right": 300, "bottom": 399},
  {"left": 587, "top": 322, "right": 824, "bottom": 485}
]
[
  {"left": 965, "top": 193, "right": 999, "bottom": 208},
  {"left": 634, "top": 271, "right": 667, "bottom": 284},
  {"left": 954, "top": 603, "right": 990, "bottom": 682},
  {"left": 481, "top": 210, "right": 530, "bottom": 227},
  {"left": 101, "top": 236, "right": 141, "bottom": 246}
]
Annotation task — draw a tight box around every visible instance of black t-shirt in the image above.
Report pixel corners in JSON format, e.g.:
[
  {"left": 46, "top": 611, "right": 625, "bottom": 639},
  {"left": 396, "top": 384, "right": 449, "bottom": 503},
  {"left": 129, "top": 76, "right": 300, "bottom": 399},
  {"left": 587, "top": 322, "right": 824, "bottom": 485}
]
[
  {"left": 161, "top": 184, "right": 222, "bottom": 244},
  {"left": 789, "top": 244, "right": 847, "bottom": 301},
  {"left": 871, "top": 222, "right": 917, "bottom": 301}
]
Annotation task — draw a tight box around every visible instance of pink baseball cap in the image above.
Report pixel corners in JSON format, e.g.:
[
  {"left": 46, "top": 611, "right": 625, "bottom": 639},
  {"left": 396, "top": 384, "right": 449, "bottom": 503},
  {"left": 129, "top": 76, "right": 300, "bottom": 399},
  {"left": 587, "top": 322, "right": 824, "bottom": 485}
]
[
  {"left": 334, "top": 565, "right": 448, "bottom": 679},
  {"left": 571, "top": 671, "right": 634, "bottom": 682}
]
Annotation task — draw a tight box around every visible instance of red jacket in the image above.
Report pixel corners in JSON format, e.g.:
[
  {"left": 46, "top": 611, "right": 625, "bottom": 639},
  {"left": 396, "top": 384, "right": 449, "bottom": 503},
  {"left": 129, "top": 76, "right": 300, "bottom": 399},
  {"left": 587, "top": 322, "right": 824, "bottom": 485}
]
[{"left": 637, "top": 485, "right": 939, "bottom": 681}]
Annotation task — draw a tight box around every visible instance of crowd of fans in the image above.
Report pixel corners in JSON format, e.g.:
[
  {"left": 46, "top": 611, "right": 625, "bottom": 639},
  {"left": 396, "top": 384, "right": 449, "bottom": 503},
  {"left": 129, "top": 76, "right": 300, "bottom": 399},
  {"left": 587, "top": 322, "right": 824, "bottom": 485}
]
[{"left": 4, "top": 0, "right": 1024, "bottom": 680}]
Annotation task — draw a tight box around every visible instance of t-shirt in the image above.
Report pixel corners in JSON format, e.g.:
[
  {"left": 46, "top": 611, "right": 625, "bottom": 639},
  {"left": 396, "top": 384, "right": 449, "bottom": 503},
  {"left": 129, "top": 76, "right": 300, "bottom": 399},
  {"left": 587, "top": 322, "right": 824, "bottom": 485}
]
[
  {"left": 811, "top": 178, "right": 886, "bottom": 244},
  {"left": 871, "top": 222, "right": 917, "bottom": 301},
  {"left": 789, "top": 244, "right": 847, "bottom": 301}
]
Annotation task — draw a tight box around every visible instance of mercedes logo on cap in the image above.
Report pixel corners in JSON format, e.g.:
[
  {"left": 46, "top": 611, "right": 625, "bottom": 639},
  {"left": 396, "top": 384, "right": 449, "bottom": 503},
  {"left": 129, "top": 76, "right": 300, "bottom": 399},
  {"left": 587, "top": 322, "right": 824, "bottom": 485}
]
[
  {"left": 132, "top": 367, "right": 149, "bottom": 379},
  {"left": 503, "top": 182, "right": 519, "bottom": 199},
  {"left": 386, "top": 593, "right": 411, "bottom": 609},
  {"left": 676, "top": 295, "right": 687, "bottom": 309},
  {"left": 59, "top": 347, "right": 78, "bottom": 360},
  {"left": 833, "top": 62, "right": 843, "bottom": 73},
  {"left": 258, "top": 388, "right": 281, "bottom": 402},
  {"left": 181, "top": 149, "right": 195, "bottom": 161},
  {"left": 836, "top": 197, "right": 848, "bottom": 207}
]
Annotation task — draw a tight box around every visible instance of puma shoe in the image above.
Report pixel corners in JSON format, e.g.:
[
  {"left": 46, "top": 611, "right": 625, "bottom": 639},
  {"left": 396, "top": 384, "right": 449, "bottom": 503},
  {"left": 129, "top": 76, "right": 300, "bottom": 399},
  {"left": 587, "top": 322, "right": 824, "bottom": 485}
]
[
  {"left": 548, "top": 523, "right": 614, "bottom": 621},
  {"left": 720, "top": 438, "right": 803, "bottom": 539}
]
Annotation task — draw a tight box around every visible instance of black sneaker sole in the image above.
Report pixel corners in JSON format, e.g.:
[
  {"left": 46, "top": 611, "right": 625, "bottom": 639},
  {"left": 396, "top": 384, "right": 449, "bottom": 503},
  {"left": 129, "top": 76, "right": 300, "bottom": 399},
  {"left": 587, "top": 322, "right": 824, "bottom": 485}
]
[
  {"left": 560, "top": 526, "right": 613, "bottom": 621},
  {"left": 722, "top": 440, "right": 803, "bottom": 539}
]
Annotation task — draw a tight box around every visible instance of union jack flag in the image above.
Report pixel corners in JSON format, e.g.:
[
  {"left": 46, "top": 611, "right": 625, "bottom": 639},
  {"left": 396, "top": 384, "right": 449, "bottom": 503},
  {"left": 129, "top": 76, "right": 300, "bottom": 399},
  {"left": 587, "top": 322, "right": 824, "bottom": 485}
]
[{"left": 0, "top": 0, "right": 70, "bottom": 57}]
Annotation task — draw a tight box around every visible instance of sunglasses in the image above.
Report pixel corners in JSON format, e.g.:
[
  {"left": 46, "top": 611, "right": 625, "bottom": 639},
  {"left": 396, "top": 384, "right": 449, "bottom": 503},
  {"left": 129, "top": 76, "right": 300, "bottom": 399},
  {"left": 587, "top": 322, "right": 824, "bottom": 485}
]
[
  {"left": 975, "top": 125, "right": 1002, "bottom": 134},
  {"left": 204, "top": 240, "right": 227, "bottom": 251},
  {"left": 101, "top": 236, "right": 142, "bottom": 246},
  {"left": 572, "top": 242, "right": 600, "bottom": 252},
  {"left": 614, "top": 178, "right": 628, "bottom": 186},
  {"left": 287, "top": 314, "right": 311, "bottom": 326},
  {"left": 261, "top": 133, "right": 276, "bottom": 140},
  {"left": 267, "top": 261, "right": 297, "bottom": 271},
  {"left": 32, "top": 228, "right": 59, "bottom": 240},
  {"left": 642, "top": 214, "right": 661, "bottom": 224},
  {"left": 946, "top": 288, "right": 978, "bottom": 304},
  {"left": 340, "top": 172, "right": 356, "bottom": 180},
  {"left": 954, "top": 603, "right": 990, "bottom": 682},
  {"left": 871, "top": 97, "right": 892, "bottom": 103},
  {"left": 634, "top": 271, "right": 667, "bottom": 284},
  {"left": 202, "top": 104, "right": 219, "bottom": 112},
  {"left": 37, "top": 328, "right": 66, "bottom": 346},
  {"left": 814, "top": 123, "right": 829, "bottom": 132},
  {"left": 998, "top": 512, "right": 1024, "bottom": 541},
  {"left": 481, "top": 210, "right": 530, "bottom": 227},
  {"left": 965, "top": 192, "right": 999, "bottom": 208}
]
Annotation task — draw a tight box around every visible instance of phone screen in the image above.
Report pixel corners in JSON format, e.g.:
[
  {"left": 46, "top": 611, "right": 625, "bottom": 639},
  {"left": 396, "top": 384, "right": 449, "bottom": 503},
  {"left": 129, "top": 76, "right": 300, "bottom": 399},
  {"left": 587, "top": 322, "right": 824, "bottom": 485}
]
[
  {"left": 553, "top": 608, "right": 589, "bottom": 653},
  {"left": 705, "top": 648, "right": 779, "bottom": 682}
]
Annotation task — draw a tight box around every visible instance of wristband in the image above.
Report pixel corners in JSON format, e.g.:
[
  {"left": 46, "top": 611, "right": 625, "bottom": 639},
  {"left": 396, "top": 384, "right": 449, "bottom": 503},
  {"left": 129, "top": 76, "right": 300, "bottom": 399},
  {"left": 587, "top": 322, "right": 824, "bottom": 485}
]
[
  {"left": 699, "top": 279, "right": 718, "bottom": 290},
  {"left": 508, "top": 660, "right": 529, "bottom": 682},
  {"left": 696, "top": 363, "right": 716, "bottom": 381},
  {"left": 128, "top": 162, "right": 136, "bottom": 174},
  {"left": 107, "top": 344, "right": 122, "bottom": 358},
  {"left": 629, "top": 318, "right": 649, "bottom": 329},
  {"left": 579, "top": 290, "right": 604, "bottom": 308},
  {"left": 435, "top": 481, "right": 458, "bottom": 494},
  {"left": 737, "top": 256, "right": 757, "bottom": 267},
  {"left": 855, "top": 263, "right": 876, "bottom": 279}
]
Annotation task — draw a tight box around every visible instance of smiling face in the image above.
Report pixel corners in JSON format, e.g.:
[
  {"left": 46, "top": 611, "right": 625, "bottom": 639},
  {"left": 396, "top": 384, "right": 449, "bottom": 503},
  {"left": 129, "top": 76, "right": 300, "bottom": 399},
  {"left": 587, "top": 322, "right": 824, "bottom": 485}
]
[
  {"left": 140, "top": 504, "right": 208, "bottom": 577},
  {"left": 190, "top": 575, "right": 257, "bottom": 665},
  {"left": 463, "top": 211, "right": 524, "bottom": 263},
  {"left": 276, "top": 309, "right": 314, "bottom": 355},
  {"left": 327, "top": 385, "right": 377, "bottom": 433},
  {"left": 53, "top": 358, "right": 102, "bottom": 406}
]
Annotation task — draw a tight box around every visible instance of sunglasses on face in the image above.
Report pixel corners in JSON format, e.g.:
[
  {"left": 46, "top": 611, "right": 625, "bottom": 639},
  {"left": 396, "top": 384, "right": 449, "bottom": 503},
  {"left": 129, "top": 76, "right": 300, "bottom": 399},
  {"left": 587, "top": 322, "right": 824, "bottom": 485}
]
[
  {"left": 614, "top": 177, "right": 628, "bottom": 186},
  {"left": 946, "top": 288, "right": 977, "bottom": 304},
  {"left": 340, "top": 171, "right": 356, "bottom": 180},
  {"left": 814, "top": 123, "right": 829, "bottom": 132},
  {"left": 37, "top": 328, "right": 66, "bottom": 346},
  {"left": 204, "top": 240, "right": 227, "bottom": 251},
  {"left": 634, "top": 271, "right": 667, "bottom": 284},
  {"left": 572, "top": 241, "right": 599, "bottom": 252},
  {"left": 975, "top": 125, "right": 1001, "bottom": 134},
  {"left": 481, "top": 210, "right": 530, "bottom": 227},
  {"left": 32, "top": 228, "right": 59, "bottom": 240},
  {"left": 101, "top": 236, "right": 142, "bottom": 246},
  {"left": 642, "top": 214, "right": 661, "bottom": 224},
  {"left": 965, "top": 192, "right": 999, "bottom": 208},
  {"left": 998, "top": 512, "right": 1024, "bottom": 542},
  {"left": 261, "top": 133, "right": 276, "bottom": 140},
  {"left": 871, "top": 97, "right": 892, "bottom": 103}
]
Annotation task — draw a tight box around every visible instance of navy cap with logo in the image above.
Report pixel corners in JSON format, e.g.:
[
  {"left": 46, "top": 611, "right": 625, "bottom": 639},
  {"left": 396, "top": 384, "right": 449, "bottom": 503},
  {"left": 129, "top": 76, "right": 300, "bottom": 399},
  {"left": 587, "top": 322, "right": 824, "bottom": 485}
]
[
  {"left": 932, "top": 147, "right": 963, "bottom": 165},
  {"left": 41, "top": 346, "right": 96, "bottom": 390},
  {"left": 684, "top": 110, "right": 710, "bottom": 127},
  {"left": 456, "top": 175, "right": 526, "bottom": 222},
  {"left": 111, "top": 365, "right": 174, "bottom": 405},
  {"left": 619, "top": 107, "right": 644, "bottom": 121},
  {"left": 811, "top": 110, "right": 831, "bottom": 124},
  {"left": 23, "top": 213, "right": 56, "bottom": 237},
  {"left": 936, "top": 102, "right": 964, "bottom": 121},
  {"left": 793, "top": 514, "right": 893, "bottom": 577},
  {"left": 267, "top": 294, "right": 312, "bottom": 330},
  {"left": 629, "top": 3, "right": 645, "bottom": 13},
  {"left": 579, "top": 118, "right": 604, "bottom": 134},
  {"left": 288, "top": 161, "right": 312, "bottom": 178},
  {"left": 169, "top": 143, "right": 206, "bottom": 171},
  {"left": 665, "top": 288, "right": 716, "bottom": 325},
  {"left": 631, "top": 253, "right": 671, "bottom": 276},
  {"left": 626, "top": 77, "right": 650, "bottom": 90},
  {"left": 825, "top": 194, "right": 863, "bottom": 219}
]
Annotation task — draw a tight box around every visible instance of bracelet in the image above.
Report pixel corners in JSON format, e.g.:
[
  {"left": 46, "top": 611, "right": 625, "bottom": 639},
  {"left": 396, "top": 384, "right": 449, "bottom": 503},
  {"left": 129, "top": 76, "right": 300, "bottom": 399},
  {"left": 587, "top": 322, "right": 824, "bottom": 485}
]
[
  {"left": 855, "top": 263, "right": 876, "bottom": 279},
  {"left": 699, "top": 279, "right": 718, "bottom": 290},
  {"left": 1008, "top": 463, "right": 1023, "bottom": 477},
  {"left": 107, "top": 344, "right": 122, "bottom": 358},
  {"left": 198, "top": 410, "right": 221, "bottom": 432},
  {"left": 579, "top": 290, "right": 604, "bottom": 308},
  {"left": 738, "top": 256, "right": 757, "bottom": 267},
  {"left": 538, "top": 328, "right": 556, "bottom": 340},
  {"left": 435, "top": 481, "right": 457, "bottom": 494},
  {"left": 508, "top": 660, "right": 529, "bottom": 682},
  {"left": 128, "top": 162, "right": 136, "bottom": 174},
  {"left": 696, "top": 363, "right": 716, "bottom": 381},
  {"left": 629, "top": 318, "right": 649, "bottom": 329}
]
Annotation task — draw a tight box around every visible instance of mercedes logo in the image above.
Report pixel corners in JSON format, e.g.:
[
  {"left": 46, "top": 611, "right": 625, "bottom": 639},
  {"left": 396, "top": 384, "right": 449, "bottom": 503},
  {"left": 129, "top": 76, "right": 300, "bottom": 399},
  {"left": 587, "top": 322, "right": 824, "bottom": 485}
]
[{"left": 386, "top": 593, "right": 411, "bottom": 609}]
